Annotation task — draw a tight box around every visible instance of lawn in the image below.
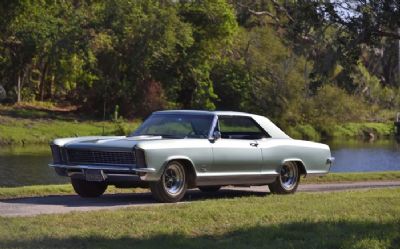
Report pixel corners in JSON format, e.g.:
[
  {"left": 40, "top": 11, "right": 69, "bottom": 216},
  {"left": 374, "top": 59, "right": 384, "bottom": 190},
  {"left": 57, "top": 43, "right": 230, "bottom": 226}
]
[
  {"left": 0, "top": 171, "right": 399, "bottom": 200},
  {"left": 302, "top": 171, "right": 400, "bottom": 184},
  {"left": 0, "top": 104, "right": 141, "bottom": 145},
  {"left": 0, "top": 188, "right": 399, "bottom": 249}
]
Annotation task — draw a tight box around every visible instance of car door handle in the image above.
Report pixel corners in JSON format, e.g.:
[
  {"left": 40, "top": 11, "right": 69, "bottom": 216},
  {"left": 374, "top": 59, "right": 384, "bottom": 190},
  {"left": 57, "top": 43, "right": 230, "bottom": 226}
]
[{"left": 250, "top": 142, "right": 258, "bottom": 147}]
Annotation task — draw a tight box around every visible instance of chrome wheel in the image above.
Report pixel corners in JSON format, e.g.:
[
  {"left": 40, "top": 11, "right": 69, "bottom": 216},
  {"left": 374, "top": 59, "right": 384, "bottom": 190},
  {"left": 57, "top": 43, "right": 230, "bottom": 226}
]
[
  {"left": 150, "top": 161, "right": 188, "bottom": 202},
  {"left": 279, "top": 163, "right": 299, "bottom": 191},
  {"left": 162, "top": 163, "right": 185, "bottom": 196}
]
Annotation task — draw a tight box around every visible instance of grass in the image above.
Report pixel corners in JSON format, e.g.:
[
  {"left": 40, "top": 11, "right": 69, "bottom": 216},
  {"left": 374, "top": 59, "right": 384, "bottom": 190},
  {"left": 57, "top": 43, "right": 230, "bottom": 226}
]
[
  {"left": 0, "top": 118, "right": 140, "bottom": 145},
  {"left": 0, "top": 188, "right": 399, "bottom": 249},
  {"left": 0, "top": 103, "right": 397, "bottom": 143},
  {"left": 0, "top": 171, "right": 399, "bottom": 200},
  {"left": 332, "top": 122, "right": 395, "bottom": 138},
  {"left": 0, "top": 104, "right": 141, "bottom": 145},
  {"left": 0, "top": 184, "right": 146, "bottom": 200},
  {"left": 288, "top": 122, "right": 395, "bottom": 140},
  {"left": 302, "top": 171, "right": 400, "bottom": 184}
]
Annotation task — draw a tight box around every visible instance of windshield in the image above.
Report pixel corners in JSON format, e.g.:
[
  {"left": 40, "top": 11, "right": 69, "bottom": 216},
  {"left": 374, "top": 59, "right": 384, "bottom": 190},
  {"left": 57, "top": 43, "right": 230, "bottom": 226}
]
[{"left": 131, "top": 113, "right": 214, "bottom": 138}]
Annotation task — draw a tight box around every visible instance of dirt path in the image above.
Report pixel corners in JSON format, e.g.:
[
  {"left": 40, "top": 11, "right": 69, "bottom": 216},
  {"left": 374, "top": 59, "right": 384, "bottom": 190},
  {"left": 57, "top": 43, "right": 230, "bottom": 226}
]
[{"left": 1, "top": 181, "right": 399, "bottom": 217}]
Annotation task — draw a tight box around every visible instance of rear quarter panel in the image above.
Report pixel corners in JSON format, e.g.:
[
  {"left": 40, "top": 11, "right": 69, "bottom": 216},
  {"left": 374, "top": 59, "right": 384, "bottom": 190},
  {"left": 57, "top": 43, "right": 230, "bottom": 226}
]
[{"left": 258, "top": 138, "right": 332, "bottom": 175}]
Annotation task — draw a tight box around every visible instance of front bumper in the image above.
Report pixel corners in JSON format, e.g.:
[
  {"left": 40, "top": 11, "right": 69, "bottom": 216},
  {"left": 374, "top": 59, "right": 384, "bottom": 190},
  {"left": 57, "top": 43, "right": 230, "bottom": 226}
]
[
  {"left": 49, "top": 163, "right": 156, "bottom": 184},
  {"left": 49, "top": 163, "right": 156, "bottom": 173}
]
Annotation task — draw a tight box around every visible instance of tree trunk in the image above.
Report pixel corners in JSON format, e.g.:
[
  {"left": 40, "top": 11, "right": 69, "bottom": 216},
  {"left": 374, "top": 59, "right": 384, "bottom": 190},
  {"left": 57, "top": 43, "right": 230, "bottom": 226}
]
[
  {"left": 49, "top": 73, "right": 55, "bottom": 100},
  {"left": 39, "top": 60, "right": 48, "bottom": 101},
  {"left": 17, "top": 73, "right": 21, "bottom": 103}
]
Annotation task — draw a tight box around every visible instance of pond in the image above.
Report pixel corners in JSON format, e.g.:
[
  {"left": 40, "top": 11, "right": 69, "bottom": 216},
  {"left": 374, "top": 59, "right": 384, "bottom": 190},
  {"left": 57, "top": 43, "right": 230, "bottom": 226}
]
[
  {"left": 329, "top": 139, "right": 400, "bottom": 172},
  {"left": 0, "top": 139, "right": 399, "bottom": 187}
]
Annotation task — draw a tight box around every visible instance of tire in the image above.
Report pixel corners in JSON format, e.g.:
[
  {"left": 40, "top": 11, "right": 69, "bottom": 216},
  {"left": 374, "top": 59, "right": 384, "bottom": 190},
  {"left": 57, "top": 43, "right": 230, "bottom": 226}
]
[
  {"left": 198, "top": 186, "right": 221, "bottom": 192},
  {"left": 71, "top": 178, "right": 107, "bottom": 198},
  {"left": 150, "top": 161, "right": 187, "bottom": 203},
  {"left": 268, "top": 162, "right": 300, "bottom": 194}
]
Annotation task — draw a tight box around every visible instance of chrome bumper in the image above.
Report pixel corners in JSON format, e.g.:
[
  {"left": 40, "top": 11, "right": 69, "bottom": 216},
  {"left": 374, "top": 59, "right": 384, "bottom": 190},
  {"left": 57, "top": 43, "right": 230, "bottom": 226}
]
[{"left": 48, "top": 163, "right": 156, "bottom": 173}]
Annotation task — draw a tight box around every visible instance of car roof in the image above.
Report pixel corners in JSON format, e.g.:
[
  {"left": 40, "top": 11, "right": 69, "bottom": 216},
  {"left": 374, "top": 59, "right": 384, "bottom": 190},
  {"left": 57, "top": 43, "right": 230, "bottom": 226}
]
[
  {"left": 153, "top": 110, "right": 252, "bottom": 116},
  {"left": 153, "top": 110, "right": 291, "bottom": 139}
]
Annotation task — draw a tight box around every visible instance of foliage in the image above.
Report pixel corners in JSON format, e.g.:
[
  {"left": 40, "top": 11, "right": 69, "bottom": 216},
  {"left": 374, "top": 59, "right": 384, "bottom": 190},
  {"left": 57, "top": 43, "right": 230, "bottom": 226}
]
[{"left": 0, "top": 0, "right": 399, "bottom": 128}]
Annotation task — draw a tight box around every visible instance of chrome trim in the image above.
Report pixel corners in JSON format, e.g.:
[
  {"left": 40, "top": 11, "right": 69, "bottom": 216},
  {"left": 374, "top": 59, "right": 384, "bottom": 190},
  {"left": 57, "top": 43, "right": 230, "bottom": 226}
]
[
  {"left": 134, "top": 168, "right": 156, "bottom": 173},
  {"left": 49, "top": 163, "right": 155, "bottom": 173},
  {"left": 49, "top": 163, "right": 133, "bottom": 171},
  {"left": 208, "top": 114, "right": 219, "bottom": 140}
]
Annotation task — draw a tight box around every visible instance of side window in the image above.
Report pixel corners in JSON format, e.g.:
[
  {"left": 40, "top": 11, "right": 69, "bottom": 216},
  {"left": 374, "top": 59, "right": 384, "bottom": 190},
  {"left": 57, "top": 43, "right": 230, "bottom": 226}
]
[{"left": 218, "top": 116, "right": 268, "bottom": 139}]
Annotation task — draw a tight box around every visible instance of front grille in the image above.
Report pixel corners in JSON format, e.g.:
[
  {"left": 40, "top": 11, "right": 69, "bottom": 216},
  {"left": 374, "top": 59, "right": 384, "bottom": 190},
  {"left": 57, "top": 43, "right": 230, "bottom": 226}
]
[{"left": 67, "top": 149, "right": 136, "bottom": 165}]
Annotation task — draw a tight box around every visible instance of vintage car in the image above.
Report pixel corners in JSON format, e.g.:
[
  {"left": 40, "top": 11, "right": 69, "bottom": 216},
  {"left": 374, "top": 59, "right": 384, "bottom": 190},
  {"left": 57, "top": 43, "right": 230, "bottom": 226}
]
[{"left": 49, "top": 110, "right": 334, "bottom": 202}]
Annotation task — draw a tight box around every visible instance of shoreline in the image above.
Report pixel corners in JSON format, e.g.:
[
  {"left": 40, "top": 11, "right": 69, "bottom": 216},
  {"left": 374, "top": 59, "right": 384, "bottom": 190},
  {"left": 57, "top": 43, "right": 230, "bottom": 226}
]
[{"left": 0, "top": 118, "right": 395, "bottom": 145}]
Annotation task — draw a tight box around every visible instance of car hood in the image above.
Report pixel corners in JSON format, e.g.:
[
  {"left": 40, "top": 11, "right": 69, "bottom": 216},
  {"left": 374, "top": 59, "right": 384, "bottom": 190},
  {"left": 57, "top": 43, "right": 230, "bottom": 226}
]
[{"left": 53, "top": 135, "right": 163, "bottom": 151}]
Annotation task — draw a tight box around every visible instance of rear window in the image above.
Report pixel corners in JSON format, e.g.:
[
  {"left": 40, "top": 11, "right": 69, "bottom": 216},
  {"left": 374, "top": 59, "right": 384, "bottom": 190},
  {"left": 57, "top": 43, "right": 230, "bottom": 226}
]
[{"left": 218, "top": 116, "right": 269, "bottom": 139}]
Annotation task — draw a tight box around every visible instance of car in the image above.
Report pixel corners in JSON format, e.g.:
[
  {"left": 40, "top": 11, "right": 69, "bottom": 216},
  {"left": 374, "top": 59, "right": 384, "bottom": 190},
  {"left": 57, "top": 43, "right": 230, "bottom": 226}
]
[{"left": 49, "top": 110, "right": 334, "bottom": 202}]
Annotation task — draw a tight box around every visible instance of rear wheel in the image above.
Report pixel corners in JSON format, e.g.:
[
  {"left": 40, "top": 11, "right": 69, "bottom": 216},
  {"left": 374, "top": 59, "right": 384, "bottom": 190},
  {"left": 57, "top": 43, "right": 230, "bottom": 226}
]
[
  {"left": 71, "top": 178, "right": 107, "bottom": 197},
  {"left": 198, "top": 186, "right": 221, "bottom": 192},
  {"left": 268, "top": 162, "right": 300, "bottom": 194},
  {"left": 150, "top": 161, "right": 187, "bottom": 203}
]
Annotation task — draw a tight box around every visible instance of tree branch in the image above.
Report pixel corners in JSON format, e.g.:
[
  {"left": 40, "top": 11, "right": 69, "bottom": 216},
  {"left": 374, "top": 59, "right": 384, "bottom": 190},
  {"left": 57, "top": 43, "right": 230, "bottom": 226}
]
[{"left": 237, "top": 2, "right": 280, "bottom": 23}]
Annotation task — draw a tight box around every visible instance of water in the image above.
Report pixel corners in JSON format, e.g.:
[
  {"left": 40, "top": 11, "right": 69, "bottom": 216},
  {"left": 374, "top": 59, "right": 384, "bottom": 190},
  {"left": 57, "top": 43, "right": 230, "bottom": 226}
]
[
  {"left": 0, "top": 139, "right": 399, "bottom": 187},
  {"left": 0, "top": 145, "right": 68, "bottom": 187},
  {"left": 329, "top": 139, "right": 400, "bottom": 172}
]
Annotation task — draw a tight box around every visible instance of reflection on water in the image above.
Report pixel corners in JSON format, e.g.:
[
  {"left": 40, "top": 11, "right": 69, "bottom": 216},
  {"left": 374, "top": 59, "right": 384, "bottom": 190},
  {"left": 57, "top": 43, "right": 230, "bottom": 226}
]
[
  {"left": 0, "top": 145, "right": 67, "bottom": 187},
  {"left": 0, "top": 139, "right": 399, "bottom": 187}
]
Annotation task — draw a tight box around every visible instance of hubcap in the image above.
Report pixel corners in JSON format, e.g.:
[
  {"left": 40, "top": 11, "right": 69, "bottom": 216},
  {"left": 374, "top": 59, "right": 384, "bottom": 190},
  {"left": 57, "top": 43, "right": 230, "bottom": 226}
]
[
  {"left": 279, "top": 163, "right": 298, "bottom": 190},
  {"left": 162, "top": 163, "right": 185, "bottom": 196}
]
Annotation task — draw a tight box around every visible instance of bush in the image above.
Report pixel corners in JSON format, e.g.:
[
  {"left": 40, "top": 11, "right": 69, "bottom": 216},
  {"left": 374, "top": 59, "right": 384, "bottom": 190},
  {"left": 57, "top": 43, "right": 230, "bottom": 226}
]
[{"left": 306, "top": 84, "right": 368, "bottom": 136}]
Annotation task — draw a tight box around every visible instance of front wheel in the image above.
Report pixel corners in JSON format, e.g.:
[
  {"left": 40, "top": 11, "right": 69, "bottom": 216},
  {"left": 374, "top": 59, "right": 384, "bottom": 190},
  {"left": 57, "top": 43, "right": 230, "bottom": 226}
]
[
  {"left": 268, "top": 162, "right": 300, "bottom": 194},
  {"left": 71, "top": 178, "right": 107, "bottom": 197},
  {"left": 150, "top": 161, "right": 187, "bottom": 203}
]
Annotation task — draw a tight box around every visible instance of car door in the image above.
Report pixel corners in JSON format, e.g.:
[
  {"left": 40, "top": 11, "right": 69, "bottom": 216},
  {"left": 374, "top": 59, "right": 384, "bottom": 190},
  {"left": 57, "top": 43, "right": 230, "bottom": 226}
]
[{"left": 210, "top": 115, "right": 264, "bottom": 175}]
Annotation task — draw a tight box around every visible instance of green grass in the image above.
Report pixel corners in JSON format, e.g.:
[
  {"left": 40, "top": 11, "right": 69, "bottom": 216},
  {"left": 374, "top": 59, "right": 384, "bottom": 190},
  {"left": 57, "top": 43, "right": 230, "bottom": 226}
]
[
  {"left": 0, "top": 188, "right": 399, "bottom": 249},
  {"left": 0, "top": 184, "right": 146, "bottom": 200},
  {"left": 0, "top": 104, "right": 141, "bottom": 145},
  {"left": 0, "top": 104, "right": 396, "bottom": 143},
  {"left": 1, "top": 171, "right": 399, "bottom": 200},
  {"left": 288, "top": 122, "right": 395, "bottom": 140},
  {"left": 332, "top": 122, "right": 395, "bottom": 138},
  {"left": 0, "top": 116, "right": 140, "bottom": 145},
  {"left": 303, "top": 171, "right": 400, "bottom": 184}
]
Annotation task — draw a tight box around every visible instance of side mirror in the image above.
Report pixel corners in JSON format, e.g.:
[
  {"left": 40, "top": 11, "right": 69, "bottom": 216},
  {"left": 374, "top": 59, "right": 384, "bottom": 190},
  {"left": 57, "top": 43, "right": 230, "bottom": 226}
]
[{"left": 209, "top": 131, "right": 221, "bottom": 142}]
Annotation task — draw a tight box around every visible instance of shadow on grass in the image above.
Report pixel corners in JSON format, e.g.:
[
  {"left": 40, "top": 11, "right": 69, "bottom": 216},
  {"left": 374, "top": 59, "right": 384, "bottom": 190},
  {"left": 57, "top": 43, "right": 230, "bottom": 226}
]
[
  {"left": 1, "top": 188, "right": 268, "bottom": 208},
  {"left": 1, "top": 221, "right": 399, "bottom": 249}
]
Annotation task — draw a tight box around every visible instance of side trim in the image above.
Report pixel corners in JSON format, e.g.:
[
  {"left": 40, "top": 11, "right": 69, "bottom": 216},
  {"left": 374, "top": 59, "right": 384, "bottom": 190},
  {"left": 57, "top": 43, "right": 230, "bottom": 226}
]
[
  {"left": 303, "top": 170, "right": 329, "bottom": 178},
  {"left": 197, "top": 172, "right": 279, "bottom": 177},
  {"left": 282, "top": 158, "right": 306, "bottom": 166},
  {"left": 281, "top": 158, "right": 308, "bottom": 174},
  {"left": 196, "top": 174, "right": 278, "bottom": 186}
]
